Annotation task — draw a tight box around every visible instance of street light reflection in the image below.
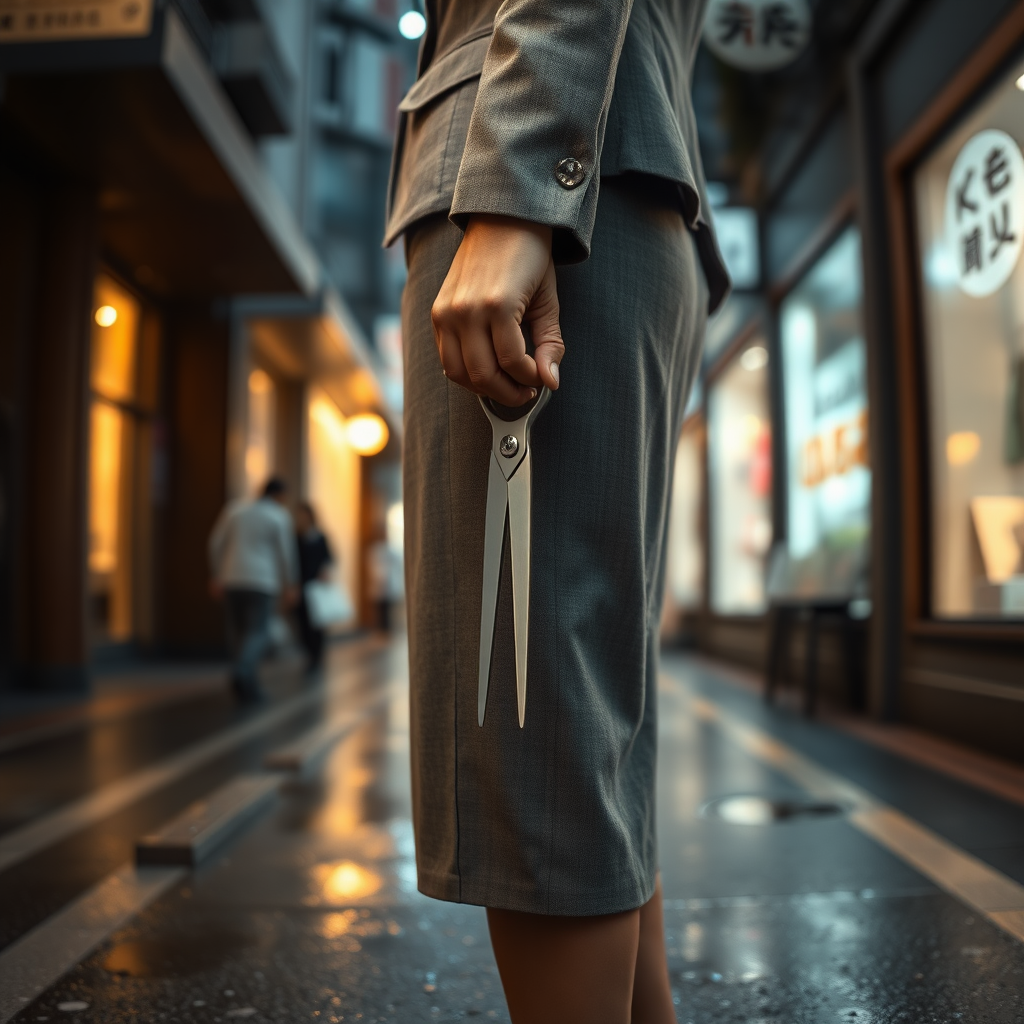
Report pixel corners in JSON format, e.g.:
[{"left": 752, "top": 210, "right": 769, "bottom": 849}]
[{"left": 314, "top": 860, "right": 384, "bottom": 902}]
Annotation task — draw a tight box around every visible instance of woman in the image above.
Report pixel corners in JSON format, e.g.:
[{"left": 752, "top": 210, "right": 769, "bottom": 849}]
[
  {"left": 385, "top": 2, "right": 729, "bottom": 1020},
  {"left": 294, "top": 501, "right": 333, "bottom": 675}
]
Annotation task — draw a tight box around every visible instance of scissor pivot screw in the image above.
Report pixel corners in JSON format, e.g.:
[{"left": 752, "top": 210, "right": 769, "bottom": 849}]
[{"left": 499, "top": 435, "right": 519, "bottom": 458}]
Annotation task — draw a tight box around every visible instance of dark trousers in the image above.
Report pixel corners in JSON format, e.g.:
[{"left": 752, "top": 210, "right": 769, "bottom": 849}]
[
  {"left": 296, "top": 599, "right": 326, "bottom": 672},
  {"left": 225, "top": 589, "right": 275, "bottom": 694}
]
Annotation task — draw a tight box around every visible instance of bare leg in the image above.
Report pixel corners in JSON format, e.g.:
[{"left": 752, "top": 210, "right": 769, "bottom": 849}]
[
  {"left": 486, "top": 904, "right": 640, "bottom": 1024},
  {"left": 630, "top": 877, "right": 676, "bottom": 1024}
]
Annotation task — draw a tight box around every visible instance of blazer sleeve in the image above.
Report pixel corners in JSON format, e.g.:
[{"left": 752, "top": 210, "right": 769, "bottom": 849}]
[{"left": 448, "top": 0, "right": 634, "bottom": 264}]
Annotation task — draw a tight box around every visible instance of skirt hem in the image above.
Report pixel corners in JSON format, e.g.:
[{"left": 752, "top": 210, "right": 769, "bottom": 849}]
[{"left": 416, "top": 871, "right": 656, "bottom": 917}]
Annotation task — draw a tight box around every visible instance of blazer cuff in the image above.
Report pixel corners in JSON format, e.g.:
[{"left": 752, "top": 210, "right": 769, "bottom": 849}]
[{"left": 449, "top": 164, "right": 598, "bottom": 265}]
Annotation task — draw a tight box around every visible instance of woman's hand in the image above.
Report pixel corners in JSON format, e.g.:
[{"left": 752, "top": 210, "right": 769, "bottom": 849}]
[{"left": 431, "top": 214, "right": 564, "bottom": 405}]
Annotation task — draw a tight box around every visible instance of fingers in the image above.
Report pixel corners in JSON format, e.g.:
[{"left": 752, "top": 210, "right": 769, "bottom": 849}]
[
  {"left": 491, "top": 316, "right": 543, "bottom": 390},
  {"left": 434, "top": 310, "right": 537, "bottom": 406},
  {"left": 525, "top": 259, "right": 565, "bottom": 391},
  {"left": 430, "top": 216, "right": 563, "bottom": 402}
]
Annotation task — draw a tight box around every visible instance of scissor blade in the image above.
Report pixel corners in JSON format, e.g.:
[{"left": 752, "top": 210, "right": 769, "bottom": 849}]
[
  {"left": 478, "top": 453, "right": 508, "bottom": 726},
  {"left": 506, "top": 452, "right": 532, "bottom": 728}
]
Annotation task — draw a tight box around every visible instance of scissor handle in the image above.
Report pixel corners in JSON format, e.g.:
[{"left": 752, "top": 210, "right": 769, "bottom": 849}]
[
  {"left": 479, "top": 388, "right": 551, "bottom": 481},
  {"left": 480, "top": 388, "right": 550, "bottom": 424}
]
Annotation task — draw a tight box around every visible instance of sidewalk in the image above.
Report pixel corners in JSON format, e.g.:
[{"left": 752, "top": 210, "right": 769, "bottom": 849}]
[{"left": 4, "top": 644, "right": 1024, "bottom": 1023}]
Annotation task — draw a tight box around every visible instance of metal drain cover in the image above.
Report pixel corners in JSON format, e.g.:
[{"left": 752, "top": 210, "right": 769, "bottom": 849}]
[{"left": 699, "top": 794, "right": 846, "bottom": 825}]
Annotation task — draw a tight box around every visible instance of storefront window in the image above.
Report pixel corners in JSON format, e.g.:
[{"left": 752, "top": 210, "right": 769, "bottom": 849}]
[
  {"left": 913, "top": 59, "right": 1024, "bottom": 619},
  {"left": 307, "top": 389, "right": 362, "bottom": 628},
  {"left": 89, "top": 274, "right": 141, "bottom": 644},
  {"left": 778, "top": 227, "right": 869, "bottom": 598},
  {"left": 245, "top": 368, "right": 276, "bottom": 496},
  {"left": 707, "top": 338, "right": 773, "bottom": 614},
  {"left": 665, "top": 417, "right": 705, "bottom": 611}
]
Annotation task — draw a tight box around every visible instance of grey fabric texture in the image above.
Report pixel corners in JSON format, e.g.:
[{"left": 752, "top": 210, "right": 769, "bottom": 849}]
[
  {"left": 385, "top": 0, "right": 730, "bottom": 311},
  {"left": 402, "top": 178, "right": 708, "bottom": 916}
]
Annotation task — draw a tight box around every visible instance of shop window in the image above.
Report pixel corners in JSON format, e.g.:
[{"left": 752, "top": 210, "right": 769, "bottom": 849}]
[
  {"left": 245, "top": 368, "right": 276, "bottom": 496},
  {"left": 307, "top": 389, "right": 362, "bottom": 628},
  {"left": 707, "top": 338, "right": 773, "bottom": 614},
  {"left": 89, "top": 274, "right": 145, "bottom": 645},
  {"left": 778, "top": 227, "right": 869, "bottom": 597},
  {"left": 665, "top": 417, "right": 705, "bottom": 612},
  {"left": 912, "top": 58, "right": 1024, "bottom": 619}
]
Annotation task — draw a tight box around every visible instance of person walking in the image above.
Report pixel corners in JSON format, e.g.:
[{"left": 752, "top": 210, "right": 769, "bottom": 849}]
[
  {"left": 208, "top": 477, "right": 299, "bottom": 702},
  {"left": 385, "top": 1, "right": 729, "bottom": 1022},
  {"left": 294, "top": 501, "right": 334, "bottom": 675}
]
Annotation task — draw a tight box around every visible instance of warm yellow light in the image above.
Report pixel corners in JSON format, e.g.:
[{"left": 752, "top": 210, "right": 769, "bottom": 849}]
[
  {"left": 947, "top": 431, "right": 981, "bottom": 466},
  {"left": 95, "top": 305, "right": 118, "bottom": 327},
  {"left": 248, "top": 368, "right": 272, "bottom": 394},
  {"left": 1016, "top": 71, "right": 1024, "bottom": 92},
  {"left": 346, "top": 413, "right": 389, "bottom": 456},
  {"left": 315, "top": 861, "right": 383, "bottom": 901}
]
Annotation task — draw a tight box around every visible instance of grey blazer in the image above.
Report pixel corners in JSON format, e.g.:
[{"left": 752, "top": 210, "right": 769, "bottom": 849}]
[{"left": 384, "top": 0, "right": 729, "bottom": 312}]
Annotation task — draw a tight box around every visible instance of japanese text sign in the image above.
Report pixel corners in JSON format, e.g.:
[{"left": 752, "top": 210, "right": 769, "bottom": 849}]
[
  {"left": 702, "top": 0, "right": 811, "bottom": 72},
  {"left": 944, "top": 129, "right": 1024, "bottom": 297},
  {"left": 0, "top": 0, "right": 153, "bottom": 43}
]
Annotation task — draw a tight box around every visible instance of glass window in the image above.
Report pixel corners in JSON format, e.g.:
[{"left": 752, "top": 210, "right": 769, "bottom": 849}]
[
  {"left": 89, "top": 275, "right": 142, "bottom": 643},
  {"left": 92, "top": 275, "right": 140, "bottom": 404},
  {"left": 778, "top": 227, "right": 870, "bottom": 598},
  {"left": 245, "top": 368, "right": 277, "bottom": 497},
  {"left": 307, "top": 388, "right": 362, "bottom": 627},
  {"left": 665, "top": 416, "right": 705, "bottom": 612},
  {"left": 707, "top": 337, "right": 773, "bottom": 613},
  {"left": 912, "top": 58, "right": 1024, "bottom": 619}
]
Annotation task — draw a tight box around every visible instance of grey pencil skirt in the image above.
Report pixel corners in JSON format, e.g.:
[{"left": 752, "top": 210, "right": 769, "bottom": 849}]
[{"left": 402, "top": 176, "right": 708, "bottom": 916}]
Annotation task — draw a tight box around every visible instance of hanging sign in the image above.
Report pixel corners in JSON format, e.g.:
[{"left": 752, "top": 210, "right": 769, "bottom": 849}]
[
  {"left": 0, "top": 0, "right": 153, "bottom": 43},
  {"left": 945, "top": 128, "right": 1024, "bottom": 298},
  {"left": 702, "top": 0, "right": 811, "bottom": 72}
]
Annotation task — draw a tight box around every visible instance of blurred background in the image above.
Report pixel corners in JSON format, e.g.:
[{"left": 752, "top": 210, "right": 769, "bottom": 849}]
[{"left": 2, "top": 0, "right": 1022, "bottom": 755}]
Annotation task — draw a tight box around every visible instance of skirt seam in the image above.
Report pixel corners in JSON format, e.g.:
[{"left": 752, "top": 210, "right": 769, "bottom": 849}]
[{"left": 446, "top": 378, "right": 463, "bottom": 901}]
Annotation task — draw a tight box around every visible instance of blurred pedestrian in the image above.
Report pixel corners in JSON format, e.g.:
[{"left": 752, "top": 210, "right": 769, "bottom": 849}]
[
  {"left": 294, "top": 501, "right": 334, "bottom": 674},
  {"left": 208, "top": 477, "right": 299, "bottom": 702}
]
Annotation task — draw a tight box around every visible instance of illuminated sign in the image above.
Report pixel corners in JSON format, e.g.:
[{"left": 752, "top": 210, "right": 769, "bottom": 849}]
[
  {"left": 702, "top": 0, "right": 811, "bottom": 72},
  {"left": 944, "top": 129, "right": 1024, "bottom": 297},
  {"left": 0, "top": 0, "right": 153, "bottom": 42}
]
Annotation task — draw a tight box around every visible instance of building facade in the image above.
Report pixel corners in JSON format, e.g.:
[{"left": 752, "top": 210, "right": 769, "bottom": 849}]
[
  {"left": 0, "top": 0, "right": 417, "bottom": 688},
  {"left": 665, "top": 0, "right": 1024, "bottom": 761}
]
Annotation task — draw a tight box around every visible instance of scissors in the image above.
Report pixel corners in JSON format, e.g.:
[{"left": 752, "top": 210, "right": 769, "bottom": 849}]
[{"left": 477, "top": 388, "right": 552, "bottom": 728}]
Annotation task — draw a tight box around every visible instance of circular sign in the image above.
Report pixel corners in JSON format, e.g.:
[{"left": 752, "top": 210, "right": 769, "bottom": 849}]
[
  {"left": 944, "top": 129, "right": 1024, "bottom": 297},
  {"left": 702, "top": 0, "right": 811, "bottom": 72}
]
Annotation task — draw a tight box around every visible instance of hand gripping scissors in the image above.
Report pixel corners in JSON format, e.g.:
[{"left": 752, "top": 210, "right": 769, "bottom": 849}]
[{"left": 477, "top": 388, "right": 552, "bottom": 728}]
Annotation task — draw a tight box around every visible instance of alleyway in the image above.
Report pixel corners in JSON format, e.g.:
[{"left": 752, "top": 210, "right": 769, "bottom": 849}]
[{"left": 2, "top": 638, "right": 1024, "bottom": 1023}]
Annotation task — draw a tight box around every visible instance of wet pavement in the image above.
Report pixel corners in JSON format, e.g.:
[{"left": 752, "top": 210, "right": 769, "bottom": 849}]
[{"left": 4, "top": 639, "right": 1024, "bottom": 1023}]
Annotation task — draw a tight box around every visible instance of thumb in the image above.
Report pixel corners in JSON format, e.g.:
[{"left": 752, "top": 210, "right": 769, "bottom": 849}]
[{"left": 525, "top": 260, "right": 564, "bottom": 390}]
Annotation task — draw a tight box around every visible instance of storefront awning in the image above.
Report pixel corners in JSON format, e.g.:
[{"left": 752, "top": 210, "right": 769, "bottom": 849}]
[
  {"left": 0, "top": 5, "right": 319, "bottom": 298},
  {"left": 235, "top": 288, "right": 403, "bottom": 448}
]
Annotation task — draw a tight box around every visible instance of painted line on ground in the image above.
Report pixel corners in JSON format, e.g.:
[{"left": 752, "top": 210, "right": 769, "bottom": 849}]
[
  {"left": 0, "top": 676, "right": 228, "bottom": 757},
  {"left": 0, "top": 862, "right": 186, "bottom": 1024},
  {"left": 264, "top": 691, "right": 389, "bottom": 774},
  {"left": 0, "top": 689, "right": 321, "bottom": 876},
  {"left": 135, "top": 691, "right": 391, "bottom": 866},
  {"left": 0, "top": 684, "right": 396, "bottom": 1022},
  {"left": 0, "top": 646, "right": 387, "bottom": 876},
  {"left": 679, "top": 684, "right": 1024, "bottom": 944}
]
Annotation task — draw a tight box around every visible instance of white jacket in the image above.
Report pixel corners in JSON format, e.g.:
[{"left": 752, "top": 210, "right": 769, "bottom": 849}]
[{"left": 208, "top": 498, "right": 299, "bottom": 595}]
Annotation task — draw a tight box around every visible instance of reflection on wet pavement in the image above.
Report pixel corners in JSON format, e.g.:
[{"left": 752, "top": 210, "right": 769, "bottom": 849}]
[{"left": 11, "top": 641, "right": 1024, "bottom": 1023}]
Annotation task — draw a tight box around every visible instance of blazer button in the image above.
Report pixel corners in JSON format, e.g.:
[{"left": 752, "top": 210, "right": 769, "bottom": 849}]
[{"left": 555, "top": 157, "right": 586, "bottom": 189}]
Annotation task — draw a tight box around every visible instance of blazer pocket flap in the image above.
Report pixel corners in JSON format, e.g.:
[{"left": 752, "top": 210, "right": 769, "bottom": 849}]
[{"left": 398, "top": 33, "right": 491, "bottom": 112}]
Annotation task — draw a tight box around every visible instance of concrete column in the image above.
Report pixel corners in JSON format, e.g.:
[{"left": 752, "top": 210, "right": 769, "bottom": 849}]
[
  {"left": 159, "top": 306, "right": 230, "bottom": 654},
  {"left": 23, "top": 185, "right": 98, "bottom": 690}
]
